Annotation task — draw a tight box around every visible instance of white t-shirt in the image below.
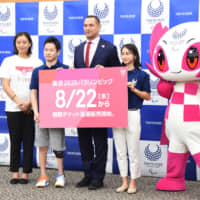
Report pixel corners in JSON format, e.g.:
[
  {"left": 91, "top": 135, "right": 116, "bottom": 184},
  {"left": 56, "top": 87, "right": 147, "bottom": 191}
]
[{"left": 0, "top": 55, "right": 43, "bottom": 112}]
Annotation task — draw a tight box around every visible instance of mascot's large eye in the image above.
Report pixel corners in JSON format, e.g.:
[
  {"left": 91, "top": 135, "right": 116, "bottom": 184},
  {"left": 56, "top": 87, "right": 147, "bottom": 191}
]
[
  {"left": 187, "top": 47, "right": 199, "bottom": 69},
  {"left": 157, "top": 49, "right": 165, "bottom": 71}
]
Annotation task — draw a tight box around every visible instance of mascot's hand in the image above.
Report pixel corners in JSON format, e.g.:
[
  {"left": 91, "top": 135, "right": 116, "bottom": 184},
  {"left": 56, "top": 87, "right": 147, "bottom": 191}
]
[{"left": 157, "top": 79, "right": 174, "bottom": 99}]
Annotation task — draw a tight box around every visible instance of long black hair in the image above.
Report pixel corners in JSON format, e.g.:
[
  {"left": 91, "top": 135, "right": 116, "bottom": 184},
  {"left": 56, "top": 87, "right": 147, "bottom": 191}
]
[
  {"left": 121, "top": 43, "right": 142, "bottom": 68},
  {"left": 13, "top": 32, "right": 32, "bottom": 55}
]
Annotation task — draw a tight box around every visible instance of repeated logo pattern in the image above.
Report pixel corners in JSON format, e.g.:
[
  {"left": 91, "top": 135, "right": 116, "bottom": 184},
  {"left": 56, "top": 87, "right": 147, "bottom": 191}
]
[
  {"left": 119, "top": 38, "right": 135, "bottom": 49},
  {"left": 0, "top": 6, "right": 10, "bottom": 21},
  {"left": 144, "top": 144, "right": 162, "bottom": 161},
  {"left": 0, "top": 136, "right": 8, "bottom": 152},
  {"left": 147, "top": 0, "right": 164, "bottom": 18},
  {"left": 172, "top": 28, "right": 187, "bottom": 40},
  {"left": 68, "top": 38, "right": 83, "bottom": 54},
  {"left": 93, "top": 3, "right": 109, "bottom": 19},
  {"left": 43, "top": 5, "right": 58, "bottom": 21},
  {"left": 0, "top": 0, "right": 199, "bottom": 180}
]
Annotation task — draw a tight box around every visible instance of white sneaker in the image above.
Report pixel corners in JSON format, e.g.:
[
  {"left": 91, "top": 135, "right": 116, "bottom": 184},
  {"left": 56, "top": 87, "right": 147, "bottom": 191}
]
[
  {"left": 55, "top": 174, "right": 65, "bottom": 188},
  {"left": 35, "top": 176, "right": 49, "bottom": 188}
]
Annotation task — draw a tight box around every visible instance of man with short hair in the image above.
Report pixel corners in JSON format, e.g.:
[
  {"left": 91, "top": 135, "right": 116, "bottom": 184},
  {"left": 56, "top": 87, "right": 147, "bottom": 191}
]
[
  {"left": 30, "top": 36, "right": 68, "bottom": 188},
  {"left": 74, "top": 15, "right": 121, "bottom": 190}
]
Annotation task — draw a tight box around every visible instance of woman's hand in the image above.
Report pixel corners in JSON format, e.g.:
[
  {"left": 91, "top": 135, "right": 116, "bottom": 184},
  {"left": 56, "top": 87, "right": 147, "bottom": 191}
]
[
  {"left": 127, "top": 81, "right": 151, "bottom": 100},
  {"left": 18, "top": 101, "right": 31, "bottom": 112},
  {"left": 34, "top": 112, "right": 40, "bottom": 123},
  {"left": 127, "top": 81, "right": 135, "bottom": 91}
]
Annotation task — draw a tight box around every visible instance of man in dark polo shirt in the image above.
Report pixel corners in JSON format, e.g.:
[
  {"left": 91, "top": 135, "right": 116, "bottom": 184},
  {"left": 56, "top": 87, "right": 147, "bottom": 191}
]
[{"left": 30, "top": 36, "right": 68, "bottom": 188}]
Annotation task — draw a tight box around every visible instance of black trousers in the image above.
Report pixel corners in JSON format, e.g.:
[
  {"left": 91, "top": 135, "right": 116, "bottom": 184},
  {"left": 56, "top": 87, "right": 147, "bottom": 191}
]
[
  {"left": 77, "top": 128, "right": 108, "bottom": 180},
  {"left": 6, "top": 111, "right": 34, "bottom": 173}
]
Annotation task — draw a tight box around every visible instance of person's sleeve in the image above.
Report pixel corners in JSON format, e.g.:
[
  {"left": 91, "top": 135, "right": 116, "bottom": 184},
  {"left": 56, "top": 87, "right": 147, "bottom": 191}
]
[
  {"left": 142, "top": 73, "right": 151, "bottom": 93},
  {"left": 30, "top": 69, "right": 38, "bottom": 90},
  {"left": 74, "top": 47, "right": 77, "bottom": 68},
  {"left": 109, "top": 46, "right": 121, "bottom": 67},
  {"left": 0, "top": 58, "right": 10, "bottom": 79}
]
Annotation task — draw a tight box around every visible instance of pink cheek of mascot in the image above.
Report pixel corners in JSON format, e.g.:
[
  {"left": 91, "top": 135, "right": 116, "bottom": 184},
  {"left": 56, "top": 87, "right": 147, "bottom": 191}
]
[{"left": 146, "top": 22, "right": 200, "bottom": 191}]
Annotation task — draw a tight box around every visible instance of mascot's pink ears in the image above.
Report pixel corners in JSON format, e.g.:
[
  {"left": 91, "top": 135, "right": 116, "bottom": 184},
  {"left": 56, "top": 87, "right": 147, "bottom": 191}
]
[
  {"left": 149, "top": 23, "right": 168, "bottom": 59},
  {"left": 145, "top": 23, "right": 168, "bottom": 78}
]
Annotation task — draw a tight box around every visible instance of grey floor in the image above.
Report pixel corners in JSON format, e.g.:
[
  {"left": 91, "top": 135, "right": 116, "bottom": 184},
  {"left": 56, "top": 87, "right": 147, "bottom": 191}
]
[{"left": 0, "top": 166, "right": 199, "bottom": 200}]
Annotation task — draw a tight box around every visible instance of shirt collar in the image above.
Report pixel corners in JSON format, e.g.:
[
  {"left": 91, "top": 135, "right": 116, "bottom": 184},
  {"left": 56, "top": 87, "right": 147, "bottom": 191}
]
[
  {"left": 86, "top": 36, "right": 100, "bottom": 45},
  {"left": 128, "top": 67, "right": 138, "bottom": 73},
  {"left": 43, "top": 60, "right": 62, "bottom": 69}
]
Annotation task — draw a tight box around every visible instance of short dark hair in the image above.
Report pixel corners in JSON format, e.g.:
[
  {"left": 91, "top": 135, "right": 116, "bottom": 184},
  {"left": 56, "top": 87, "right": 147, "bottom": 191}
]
[
  {"left": 13, "top": 32, "right": 32, "bottom": 55},
  {"left": 121, "top": 43, "right": 142, "bottom": 68},
  {"left": 84, "top": 15, "right": 100, "bottom": 24},
  {"left": 43, "top": 36, "right": 61, "bottom": 51}
]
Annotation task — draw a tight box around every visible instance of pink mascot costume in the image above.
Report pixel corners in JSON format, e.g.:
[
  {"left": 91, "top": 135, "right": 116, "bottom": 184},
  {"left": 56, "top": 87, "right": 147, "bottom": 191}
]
[{"left": 146, "top": 22, "right": 200, "bottom": 191}]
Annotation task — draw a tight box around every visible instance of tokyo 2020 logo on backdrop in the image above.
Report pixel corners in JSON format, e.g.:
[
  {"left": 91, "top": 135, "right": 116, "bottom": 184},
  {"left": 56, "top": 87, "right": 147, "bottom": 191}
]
[
  {"left": 43, "top": 5, "right": 58, "bottom": 21},
  {"left": 93, "top": 3, "right": 109, "bottom": 19},
  {"left": 144, "top": 144, "right": 162, "bottom": 161},
  {"left": 0, "top": 6, "right": 10, "bottom": 22},
  {"left": 147, "top": 0, "right": 164, "bottom": 18}
]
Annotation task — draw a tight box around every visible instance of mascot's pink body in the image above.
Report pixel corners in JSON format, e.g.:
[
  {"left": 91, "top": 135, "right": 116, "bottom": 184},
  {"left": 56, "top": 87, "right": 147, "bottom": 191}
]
[{"left": 146, "top": 22, "right": 200, "bottom": 191}]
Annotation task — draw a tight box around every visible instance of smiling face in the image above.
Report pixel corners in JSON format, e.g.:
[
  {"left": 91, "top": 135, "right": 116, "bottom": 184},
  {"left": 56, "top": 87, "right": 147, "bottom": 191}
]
[
  {"left": 121, "top": 47, "right": 136, "bottom": 66},
  {"left": 15, "top": 35, "right": 31, "bottom": 56},
  {"left": 152, "top": 22, "right": 200, "bottom": 81}
]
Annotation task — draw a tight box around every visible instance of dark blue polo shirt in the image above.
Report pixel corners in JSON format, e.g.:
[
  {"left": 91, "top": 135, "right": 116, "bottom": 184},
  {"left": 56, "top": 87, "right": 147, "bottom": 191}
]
[
  {"left": 30, "top": 60, "right": 69, "bottom": 106},
  {"left": 128, "top": 68, "right": 151, "bottom": 109}
]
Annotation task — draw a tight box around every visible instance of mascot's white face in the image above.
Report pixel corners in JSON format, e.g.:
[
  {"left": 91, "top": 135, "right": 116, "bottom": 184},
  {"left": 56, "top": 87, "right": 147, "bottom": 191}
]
[{"left": 150, "top": 22, "right": 200, "bottom": 82}]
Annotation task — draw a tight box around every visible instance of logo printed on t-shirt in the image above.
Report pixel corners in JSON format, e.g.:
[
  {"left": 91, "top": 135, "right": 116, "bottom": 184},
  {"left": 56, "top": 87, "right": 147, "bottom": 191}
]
[
  {"left": 15, "top": 66, "right": 33, "bottom": 75},
  {"left": 132, "top": 78, "right": 137, "bottom": 86}
]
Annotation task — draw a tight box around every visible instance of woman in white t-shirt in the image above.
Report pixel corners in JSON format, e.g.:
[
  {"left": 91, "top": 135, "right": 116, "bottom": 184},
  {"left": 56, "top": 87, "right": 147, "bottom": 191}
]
[{"left": 0, "top": 32, "right": 42, "bottom": 184}]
